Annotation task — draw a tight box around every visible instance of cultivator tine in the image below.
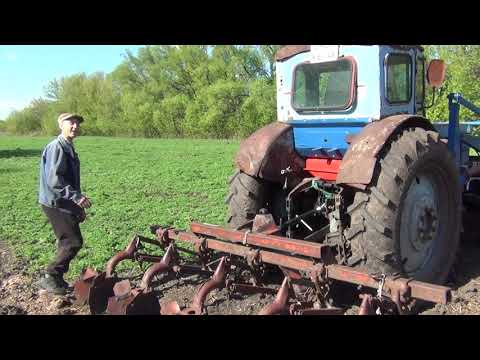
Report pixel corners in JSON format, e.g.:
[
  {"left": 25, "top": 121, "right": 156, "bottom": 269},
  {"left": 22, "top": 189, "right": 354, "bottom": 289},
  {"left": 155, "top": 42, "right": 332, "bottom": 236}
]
[
  {"left": 139, "top": 244, "right": 176, "bottom": 289},
  {"left": 162, "top": 256, "right": 228, "bottom": 315},
  {"left": 105, "top": 236, "right": 140, "bottom": 277},
  {"left": 186, "top": 256, "right": 227, "bottom": 314},
  {"left": 358, "top": 294, "right": 380, "bottom": 315},
  {"left": 258, "top": 277, "right": 291, "bottom": 315},
  {"left": 73, "top": 236, "right": 144, "bottom": 314},
  {"left": 160, "top": 301, "right": 182, "bottom": 315},
  {"left": 77, "top": 216, "right": 456, "bottom": 316},
  {"left": 106, "top": 244, "right": 176, "bottom": 315}
]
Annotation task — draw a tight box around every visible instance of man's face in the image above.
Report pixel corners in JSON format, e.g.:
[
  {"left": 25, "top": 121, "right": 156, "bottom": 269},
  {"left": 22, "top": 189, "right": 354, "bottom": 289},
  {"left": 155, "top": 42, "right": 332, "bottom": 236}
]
[{"left": 61, "top": 119, "right": 81, "bottom": 141}]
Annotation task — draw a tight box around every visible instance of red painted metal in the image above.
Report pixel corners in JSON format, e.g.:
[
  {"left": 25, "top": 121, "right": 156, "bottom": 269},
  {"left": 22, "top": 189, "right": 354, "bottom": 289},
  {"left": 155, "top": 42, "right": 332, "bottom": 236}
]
[
  {"left": 275, "top": 45, "right": 311, "bottom": 62},
  {"left": 326, "top": 265, "right": 451, "bottom": 305},
  {"left": 152, "top": 225, "right": 451, "bottom": 305},
  {"left": 73, "top": 268, "right": 98, "bottom": 305},
  {"left": 73, "top": 236, "right": 143, "bottom": 314},
  {"left": 304, "top": 158, "right": 342, "bottom": 181},
  {"left": 190, "top": 222, "right": 328, "bottom": 259},
  {"left": 79, "top": 220, "right": 454, "bottom": 315},
  {"left": 105, "top": 246, "right": 176, "bottom": 315}
]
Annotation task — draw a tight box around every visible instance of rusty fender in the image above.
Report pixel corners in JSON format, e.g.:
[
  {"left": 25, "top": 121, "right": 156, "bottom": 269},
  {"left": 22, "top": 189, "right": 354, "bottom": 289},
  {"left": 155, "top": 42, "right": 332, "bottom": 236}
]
[
  {"left": 235, "top": 122, "right": 305, "bottom": 183},
  {"left": 336, "top": 115, "right": 435, "bottom": 190}
]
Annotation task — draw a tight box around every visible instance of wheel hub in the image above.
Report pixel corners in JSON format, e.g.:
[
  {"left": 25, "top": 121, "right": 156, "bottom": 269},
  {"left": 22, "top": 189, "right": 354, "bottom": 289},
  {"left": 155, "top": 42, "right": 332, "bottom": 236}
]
[
  {"left": 400, "top": 174, "right": 440, "bottom": 275},
  {"left": 411, "top": 198, "right": 438, "bottom": 251}
]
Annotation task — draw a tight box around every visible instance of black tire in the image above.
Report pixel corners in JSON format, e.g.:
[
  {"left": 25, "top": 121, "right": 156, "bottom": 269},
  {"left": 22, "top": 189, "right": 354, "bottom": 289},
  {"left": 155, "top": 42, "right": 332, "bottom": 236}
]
[
  {"left": 346, "top": 127, "right": 461, "bottom": 284},
  {"left": 225, "top": 170, "right": 267, "bottom": 230}
]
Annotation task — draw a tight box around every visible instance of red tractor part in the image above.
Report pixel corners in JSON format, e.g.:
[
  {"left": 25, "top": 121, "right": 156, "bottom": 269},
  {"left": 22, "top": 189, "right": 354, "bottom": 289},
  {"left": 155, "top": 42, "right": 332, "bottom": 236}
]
[
  {"left": 161, "top": 256, "right": 228, "bottom": 315},
  {"left": 75, "top": 213, "right": 452, "bottom": 316},
  {"left": 106, "top": 244, "right": 176, "bottom": 315},
  {"left": 73, "top": 234, "right": 168, "bottom": 314},
  {"left": 73, "top": 236, "right": 140, "bottom": 313},
  {"left": 258, "top": 277, "right": 291, "bottom": 315}
]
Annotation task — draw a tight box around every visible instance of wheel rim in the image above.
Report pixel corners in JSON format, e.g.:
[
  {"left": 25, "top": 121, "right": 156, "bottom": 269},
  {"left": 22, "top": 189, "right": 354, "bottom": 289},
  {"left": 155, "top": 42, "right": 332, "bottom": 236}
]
[{"left": 399, "top": 169, "right": 443, "bottom": 275}]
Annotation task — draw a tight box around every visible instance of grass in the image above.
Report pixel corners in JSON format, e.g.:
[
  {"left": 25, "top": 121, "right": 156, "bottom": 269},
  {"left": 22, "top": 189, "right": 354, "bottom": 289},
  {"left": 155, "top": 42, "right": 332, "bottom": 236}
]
[{"left": 0, "top": 135, "right": 239, "bottom": 280}]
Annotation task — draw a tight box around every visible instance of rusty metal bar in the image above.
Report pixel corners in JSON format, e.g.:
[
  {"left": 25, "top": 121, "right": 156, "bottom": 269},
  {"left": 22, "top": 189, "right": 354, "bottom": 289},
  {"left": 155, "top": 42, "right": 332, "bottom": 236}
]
[
  {"left": 293, "top": 308, "right": 345, "bottom": 315},
  {"left": 135, "top": 254, "right": 162, "bottom": 263},
  {"left": 173, "top": 265, "right": 213, "bottom": 277},
  {"left": 230, "top": 283, "right": 277, "bottom": 295},
  {"left": 400, "top": 279, "right": 451, "bottom": 305},
  {"left": 198, "top": 238, "right": 317, "bottom": 271},
  {"left": 190, "top": 222, "right": 327, "bottom": 259},
  {"left": 135, "top": 235, "right": 163, "bottom": 247},
  {"left": 151, "top": 226, "right": 452, "bottom": 305},
  {"left": 158, "top": 230, "right": 318, "bottom": 272},
  {"left": 326, "top": 265, "right": 451, "bottom": 305}
]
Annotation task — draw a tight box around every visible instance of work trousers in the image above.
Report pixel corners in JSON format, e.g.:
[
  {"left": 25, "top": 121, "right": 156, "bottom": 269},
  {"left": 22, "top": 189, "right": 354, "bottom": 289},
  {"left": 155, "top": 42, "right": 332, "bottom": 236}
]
[{"left": 41, "top": 205, "right": 83, "bottom": 277}]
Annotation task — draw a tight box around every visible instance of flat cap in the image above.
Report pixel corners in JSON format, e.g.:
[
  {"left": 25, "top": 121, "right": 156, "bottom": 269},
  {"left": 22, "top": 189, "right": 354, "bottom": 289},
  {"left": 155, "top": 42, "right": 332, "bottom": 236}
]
[{"left": 58, "top": 113, "right": 84, "bottom": 127}]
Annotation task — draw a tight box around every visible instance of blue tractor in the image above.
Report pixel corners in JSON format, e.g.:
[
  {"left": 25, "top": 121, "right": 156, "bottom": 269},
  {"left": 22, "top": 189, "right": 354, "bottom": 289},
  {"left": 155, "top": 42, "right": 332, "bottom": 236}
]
[
  {"left": 75, "top": 45, "right": 480, "bottom": 315},
  {"left": 227, "top": 45, "right": 480, "bottom": 286}
]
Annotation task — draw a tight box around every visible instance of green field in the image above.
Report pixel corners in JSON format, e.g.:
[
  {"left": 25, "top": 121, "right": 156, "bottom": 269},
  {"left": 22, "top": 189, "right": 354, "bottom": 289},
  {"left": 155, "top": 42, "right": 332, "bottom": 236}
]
[{"left": 0, "top": 135, "right": 239, "bottom": 279}]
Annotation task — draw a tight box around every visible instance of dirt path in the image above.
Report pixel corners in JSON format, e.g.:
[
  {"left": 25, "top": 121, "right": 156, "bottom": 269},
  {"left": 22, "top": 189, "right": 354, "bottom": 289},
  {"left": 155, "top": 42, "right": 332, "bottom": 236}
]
[
  {"left": 1, "top": 235, "right": 479, "bottom": 315},
  {"left": 0, "top": 241, "right": 88, "bottom": 315}
]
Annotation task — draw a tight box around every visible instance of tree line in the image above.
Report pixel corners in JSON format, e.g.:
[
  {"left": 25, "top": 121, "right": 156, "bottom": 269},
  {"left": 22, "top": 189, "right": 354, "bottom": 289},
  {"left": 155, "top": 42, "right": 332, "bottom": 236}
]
[
  {"left": 0, "top": 45, "right": 280, "bottom": 138},
  {"left": 1, "top": 45, "right": 479, "bottom": 138}
]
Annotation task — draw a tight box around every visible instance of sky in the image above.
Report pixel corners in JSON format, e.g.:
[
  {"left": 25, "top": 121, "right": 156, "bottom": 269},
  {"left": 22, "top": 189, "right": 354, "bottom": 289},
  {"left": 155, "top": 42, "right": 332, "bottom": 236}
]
[{"left": 0, "top": 45, "right": 145, "bottom": 120}]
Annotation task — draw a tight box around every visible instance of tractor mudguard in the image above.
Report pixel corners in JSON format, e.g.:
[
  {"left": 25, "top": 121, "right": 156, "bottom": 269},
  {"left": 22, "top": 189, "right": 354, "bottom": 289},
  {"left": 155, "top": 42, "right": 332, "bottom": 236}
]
[
  {"left": 235, "top": 122, "right": 305, "bottom": 183},
  {"left": 336, "top": 115, "right": 435, "bottom": 190}
]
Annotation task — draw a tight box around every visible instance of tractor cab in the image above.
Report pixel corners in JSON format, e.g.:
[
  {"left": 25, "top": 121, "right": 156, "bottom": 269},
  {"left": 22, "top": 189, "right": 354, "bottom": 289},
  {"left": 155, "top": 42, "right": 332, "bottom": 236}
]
[{"left": 275, "top": 45, "right": 433, "bottom": 159}]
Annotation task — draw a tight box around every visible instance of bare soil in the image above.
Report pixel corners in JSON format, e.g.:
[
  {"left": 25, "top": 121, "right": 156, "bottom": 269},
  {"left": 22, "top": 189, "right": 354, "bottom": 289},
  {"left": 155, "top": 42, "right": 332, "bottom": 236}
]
[{"left": 1, "top": 231, "right": 480, "bottom": 316}]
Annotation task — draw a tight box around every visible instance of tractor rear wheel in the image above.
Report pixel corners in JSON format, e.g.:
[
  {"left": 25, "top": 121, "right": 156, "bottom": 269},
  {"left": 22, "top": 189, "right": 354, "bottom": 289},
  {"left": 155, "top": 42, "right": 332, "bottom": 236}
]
[
  {"left": 347, "top": 127, "right": 461, "bottom": 284},
  {"left": 225, "top": 170, "right": 267, "bottom": 230}
]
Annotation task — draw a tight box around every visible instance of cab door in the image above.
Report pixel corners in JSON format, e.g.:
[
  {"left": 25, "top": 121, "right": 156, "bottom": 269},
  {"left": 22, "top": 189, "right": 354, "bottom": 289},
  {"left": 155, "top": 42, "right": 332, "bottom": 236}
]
[
  {"left": 414, "top": 51, "right": 426, "bottom": 116},
  {"left": 379, "top": 46, "right": 415, "bottom": 117}
]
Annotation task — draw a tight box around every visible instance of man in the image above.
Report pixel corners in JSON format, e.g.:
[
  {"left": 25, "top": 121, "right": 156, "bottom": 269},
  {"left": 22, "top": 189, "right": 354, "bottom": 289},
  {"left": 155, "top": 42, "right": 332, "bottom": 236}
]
[{"left": 38, "top": 113, "right": 92, "bottom": 295}]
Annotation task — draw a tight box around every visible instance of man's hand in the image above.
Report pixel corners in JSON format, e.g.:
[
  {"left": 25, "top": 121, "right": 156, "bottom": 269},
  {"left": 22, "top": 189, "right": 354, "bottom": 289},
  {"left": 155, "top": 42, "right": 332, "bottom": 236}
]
[
  {"left": 77, "top": 196, "right": 92, "bottom": 209},
  {"left": 77, "top": 209, "right": 87, "bottom": 223}
]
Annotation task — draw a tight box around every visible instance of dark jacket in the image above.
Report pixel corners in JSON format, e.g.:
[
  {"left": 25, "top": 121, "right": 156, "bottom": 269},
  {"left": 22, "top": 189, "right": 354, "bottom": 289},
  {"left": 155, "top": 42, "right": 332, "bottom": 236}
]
[{"left": 38, "top": 135, "right": 84, "bottom": 215}]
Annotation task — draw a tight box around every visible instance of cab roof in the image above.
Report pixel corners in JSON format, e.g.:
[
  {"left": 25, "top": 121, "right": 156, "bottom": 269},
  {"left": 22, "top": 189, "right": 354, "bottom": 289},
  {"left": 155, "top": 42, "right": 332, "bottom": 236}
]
[{"left": 275, "top": 45, "right": 424, "bottom": 62}]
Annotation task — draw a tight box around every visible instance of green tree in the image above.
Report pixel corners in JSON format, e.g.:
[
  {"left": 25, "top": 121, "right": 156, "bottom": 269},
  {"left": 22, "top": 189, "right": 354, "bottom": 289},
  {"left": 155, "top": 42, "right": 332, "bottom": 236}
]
[{"left": 425, "top": 45, "right": 480, "bottom": 124}]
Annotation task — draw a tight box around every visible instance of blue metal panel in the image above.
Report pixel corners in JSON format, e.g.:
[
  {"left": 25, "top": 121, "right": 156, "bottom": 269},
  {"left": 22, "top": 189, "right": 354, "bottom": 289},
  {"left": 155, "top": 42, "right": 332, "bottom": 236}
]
[
  {"left": 290, "top": 117, "right": 369, "bottom": 157},
  {"left": 448, "top": 94, "right": 461, "bottom": 167},
  {"left": 434, "top": 121, "right": 480, "bottom": 138}
]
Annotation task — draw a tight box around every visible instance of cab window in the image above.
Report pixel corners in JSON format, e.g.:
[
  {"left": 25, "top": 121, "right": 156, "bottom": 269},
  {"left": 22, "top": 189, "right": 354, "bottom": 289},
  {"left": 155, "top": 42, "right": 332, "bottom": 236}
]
[
  {"left": 293, "top": 58, "right": 354, "bottom": 111},
  {"left": 386, "top": 54, "right": 412, "bottom": 104}
]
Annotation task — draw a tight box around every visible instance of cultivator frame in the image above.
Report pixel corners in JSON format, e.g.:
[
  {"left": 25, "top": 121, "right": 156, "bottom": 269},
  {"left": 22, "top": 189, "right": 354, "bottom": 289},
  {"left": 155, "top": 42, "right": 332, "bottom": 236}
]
[{"left": 74, "top": 212, "right": 451, "bottom": 315}]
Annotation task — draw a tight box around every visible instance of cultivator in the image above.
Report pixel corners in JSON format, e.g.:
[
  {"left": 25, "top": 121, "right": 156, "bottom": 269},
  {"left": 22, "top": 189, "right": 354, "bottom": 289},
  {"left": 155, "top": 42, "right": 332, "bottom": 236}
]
[{"left": 74, "top": 212, "right": 452, "bottom": 315}]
